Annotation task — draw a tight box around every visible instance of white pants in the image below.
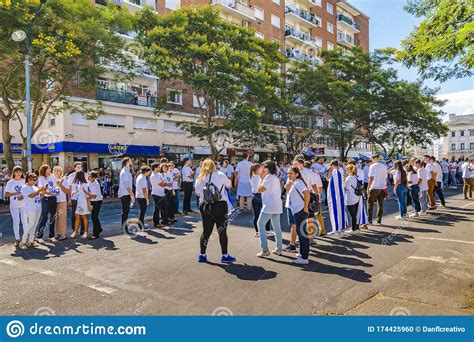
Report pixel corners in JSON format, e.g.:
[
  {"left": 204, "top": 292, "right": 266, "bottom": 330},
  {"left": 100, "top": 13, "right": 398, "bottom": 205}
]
[
  {"left": 23, "top": 211, "right": 41, "bottom": 243},
  {"left": 10, "top": 206, "right": 27, "bottom": 240}
]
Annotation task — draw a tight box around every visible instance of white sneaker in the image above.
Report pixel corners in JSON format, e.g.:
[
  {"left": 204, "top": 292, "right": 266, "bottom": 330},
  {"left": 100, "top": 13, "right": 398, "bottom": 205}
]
[
  {"left": 254, "top": 232, "right": 260, "bottom": 237},
  {"left": 257, "top": 251, "right": 270, "bottom": 258},
  {"left": 267, "top": 231, "right": 275, "bottom": 237},
  {"left": 81, "top": 233, "right": 88, "bottom": 239},
  {"left": 69, "top": 233, "right": 77, "bottom": 239},
  {"left": 36, "top": 238, "right": 45, "bottom": 244},
  {"left": 408, "top": 212, "right": 418, "bottom": 217},
  {"left": 293, "top": 257, "right": 309, "bottom": 265}
]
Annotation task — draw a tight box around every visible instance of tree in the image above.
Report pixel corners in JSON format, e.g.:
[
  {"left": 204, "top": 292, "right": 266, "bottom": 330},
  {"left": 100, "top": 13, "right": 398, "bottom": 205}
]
[
  {"left": 135, "top": 6, "right": 284, "bottom": 159},
  {"left": 0, "top": 0, "right": 136, "bottom": 170},
  {"left": 400, "top": 0, "right": 474, "bottom": 81}
]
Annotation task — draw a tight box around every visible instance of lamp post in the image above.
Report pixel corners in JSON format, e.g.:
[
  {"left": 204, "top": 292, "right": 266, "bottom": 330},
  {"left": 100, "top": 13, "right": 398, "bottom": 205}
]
[{"left": 11, "top": 0, "right": 47, "bottom": 172}]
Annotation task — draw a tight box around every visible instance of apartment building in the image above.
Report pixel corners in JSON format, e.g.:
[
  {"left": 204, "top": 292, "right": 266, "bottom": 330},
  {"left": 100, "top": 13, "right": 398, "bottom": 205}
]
[
  {"left": 0, "top": 0, "right": 370, "bottom": 171},
  {"left": 444, "top": 113, "right": 474, "bottom": 160}
]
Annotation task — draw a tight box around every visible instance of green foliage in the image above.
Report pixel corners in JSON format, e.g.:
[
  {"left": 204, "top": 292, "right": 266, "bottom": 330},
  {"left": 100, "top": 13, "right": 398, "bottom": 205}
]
[
  {"left": 135, "top": 6, "right": 284, "bottom": 158},
  {"left": 400, "top": 0, "right": 474, "bottom": 81}
]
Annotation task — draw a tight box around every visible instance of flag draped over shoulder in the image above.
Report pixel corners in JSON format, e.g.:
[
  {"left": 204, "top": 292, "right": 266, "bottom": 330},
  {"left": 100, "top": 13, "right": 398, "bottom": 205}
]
[
  {"left": 327, "top": 168, "right": 349, "bottom": 233},
  {"left": 357, "top": 195, "right": 369, "bottom": 225}
]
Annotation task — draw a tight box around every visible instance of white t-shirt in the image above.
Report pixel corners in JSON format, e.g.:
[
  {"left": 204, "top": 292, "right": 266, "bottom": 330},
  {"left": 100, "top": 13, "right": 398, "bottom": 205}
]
[
  {"left": 118, "top": 168, "right": 133, "bottom": 198},
  {"left": 171, "top": 168, "right": 180, "bottom": 190},
  {"left": 223, "top": 164, "right": 234, "bottom": 178},
  {"left": 235, "top": 160, "right": 252, "bottom": 183},
  {"left": 449, "top": 162, "right": 458, "bottom": 171},
  {"left": 89, "top": 180, "right": 103, "bottom": 202},
  {"left": 38, "top": 174, "right": 59, "bottom": 197},
  {"left": 286, "top": 178, "right": 307, "bottom": 214},
  {"left": 434, "top": 163, "right": 443, "bottom": 182},
  {"left": 56, "top": 179, "right": 69, "bottom": 203},
  {"left": 67, "top": 171, "right": 89, "bottom": 200},
  {"left": 182, "top": 166, "right": 194, "bottom": 182},
  {"left": 344, "top": 175, "right": 359, "bottom": 206},
  {"left": 301, "top": 168, "right": 322, "bottom": 191},
  {"left": 250, "top": 174, "right": 260, "bottom": 194},
  {"left": 368, "top": 162, "right": 387, "bottom": 190},
  {"left": 440, "top": 161, "right": 449, "bottom": 173},
  {"left": 470, "top": 163, "right": 474, "bottom": 179},
  {"left": 393, "top": 170, "right": 401, "bottom": 183},
  {"left": 195, "top": 171, "right": 231, "bottom": 203},
  {"left": 5, "top": 179, "right": 25, "bottom": 208},
  {"left": 150, "top": 172, "right": 166, "bottom": 196},
  {"left": 407, "top": 172, "right": 418, "bottom": 187},
  {"left": 21, "top": 185, "right": 41, "bottom": 213},
  {"left": 75, "top": 183, "right": 89, "bottom": 201},
  {"left": 260, "top": 174, "right": 282, "bottom": 214},
  {"left": 163, "top": 172, "right": 173, "bottom": 190},
  {"left": 461, "top": 162, "right": 471, "bottom": 178},
  {"left": 312, "top": 163, "right": 323, "bottom": 173},
  {"left": 425, "top": 163, "right": 434, "bottom": 181},
  {"left": 135, "top": 174, "right": 148, "bottom": 198},
  {"left": 417, "top": 167, "right": 428, "bottom": 191}
]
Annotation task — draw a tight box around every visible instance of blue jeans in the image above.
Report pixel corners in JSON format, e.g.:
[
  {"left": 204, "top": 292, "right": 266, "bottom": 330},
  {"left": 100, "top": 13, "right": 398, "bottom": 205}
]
[
  {"left": 257, "top": 212, "right": 282, "bottom": 252},
  {"left": 395, "top": 185, "right": 408, "bottom": 217},
  {"left": 409, "top": 184, "right": 421, "bottom": 212},
  {"left": 442, "top": 173, "right": 448, "bottom": 188},
  {"left": 173, "top": 189, "right": 180, "bottom": 213}
]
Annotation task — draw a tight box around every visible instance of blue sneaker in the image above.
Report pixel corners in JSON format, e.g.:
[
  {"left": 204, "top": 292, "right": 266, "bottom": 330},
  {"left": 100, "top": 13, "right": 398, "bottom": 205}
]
[
  {"left": 198, "top": 254, "right": 207, "bottom": 263},
  {"left": 220, "top": 254, "right": 236, "bottom": 263}
]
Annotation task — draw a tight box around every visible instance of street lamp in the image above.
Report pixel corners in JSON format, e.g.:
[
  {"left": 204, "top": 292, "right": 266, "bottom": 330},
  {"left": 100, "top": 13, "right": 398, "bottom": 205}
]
[{"left": 11, "top": 0, "right": 47, "bottom": 172}]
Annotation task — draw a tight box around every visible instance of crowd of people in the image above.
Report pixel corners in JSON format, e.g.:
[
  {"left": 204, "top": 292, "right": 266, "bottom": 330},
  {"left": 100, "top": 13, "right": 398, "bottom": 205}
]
[{"left": 4, "top": 153, "right": 473, "bottom": 265}]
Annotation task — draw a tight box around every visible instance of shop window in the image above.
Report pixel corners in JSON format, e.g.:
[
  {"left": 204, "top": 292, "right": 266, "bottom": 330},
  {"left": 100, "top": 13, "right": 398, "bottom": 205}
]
[{"left": 97, "top": 115, "right": 125, "bottom": 128}]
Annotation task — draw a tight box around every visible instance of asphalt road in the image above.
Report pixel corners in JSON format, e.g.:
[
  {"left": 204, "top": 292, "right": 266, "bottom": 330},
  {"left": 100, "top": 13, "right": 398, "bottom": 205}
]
[{"left": 0, "top": 188, "right": 473, "bottom": 316}]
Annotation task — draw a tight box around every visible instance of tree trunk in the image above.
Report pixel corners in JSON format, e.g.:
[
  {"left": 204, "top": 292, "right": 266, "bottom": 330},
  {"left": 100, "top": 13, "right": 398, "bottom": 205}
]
[
  {"left": 208, "top": 134, "right": 218, "bottom": 160},
  {"left": 1, "top": 118, "right": 15, "bottom": 171}
]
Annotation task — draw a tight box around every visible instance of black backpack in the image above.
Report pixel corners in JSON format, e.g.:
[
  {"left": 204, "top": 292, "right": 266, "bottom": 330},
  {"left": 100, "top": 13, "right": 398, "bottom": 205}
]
[
  {"left": 352, "top": 176, "right": 365, "bottom": 197},
  {"left": 297, "top": 178, "right": 320, "bottom": 214},
  {"left": 202, "top": 173, "right": 223, "bottom": 205}
]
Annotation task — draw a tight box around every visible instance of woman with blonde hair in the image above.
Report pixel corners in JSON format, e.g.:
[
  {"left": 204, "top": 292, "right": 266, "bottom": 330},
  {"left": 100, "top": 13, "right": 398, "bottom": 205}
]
[
  {"left": 195, "top": 158, "right": 236, "bottom": 263},
  {"left": 52, "top": 166, "right": 69, "bottom": 241}
]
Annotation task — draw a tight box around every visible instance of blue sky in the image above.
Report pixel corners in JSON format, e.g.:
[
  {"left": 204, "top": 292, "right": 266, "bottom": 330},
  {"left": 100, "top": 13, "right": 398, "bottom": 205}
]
[{"left": 351, "top": 0, "right": 473, "bottom": 114}]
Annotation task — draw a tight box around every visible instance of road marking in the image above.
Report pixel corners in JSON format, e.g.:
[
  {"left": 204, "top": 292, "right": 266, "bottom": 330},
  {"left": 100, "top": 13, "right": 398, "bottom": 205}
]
[
  {"left": 417, "top": 237, "right": 474, "bottom": 245},
  {"left": 87, "top": 285, "right": 117, "bottom": 295},
  {"left": 41, "top": 270, "right": 57, "bottom": 276},
  {"left": 407, "top": 256, "right": 447, "bottom": 264},
  {"left": 0, "top": 259, "right": 17, "bottom": 266}
]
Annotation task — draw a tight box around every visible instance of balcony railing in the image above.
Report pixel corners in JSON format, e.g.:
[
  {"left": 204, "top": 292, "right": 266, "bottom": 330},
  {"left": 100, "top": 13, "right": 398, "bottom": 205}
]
[
  {"left": 96, "top": 88, "right": 157, "bottom": 108},
  {"left": 337, "top": 32, "right": 354, "bottom": 45},
  {"left": 285, "top": 5, "right": 321, "bottom": 27},
  {"left": 286, "top": 49, "right": 320, "bottom": 67},
  {"left": 285, "top": 25, "right": 322, "bottom": 48},
  {"left": 211, "top": 0, "right": 255, "bottom": 20},
  {"left": 336, "top": 13, "right": 360, "bottom": 31}
]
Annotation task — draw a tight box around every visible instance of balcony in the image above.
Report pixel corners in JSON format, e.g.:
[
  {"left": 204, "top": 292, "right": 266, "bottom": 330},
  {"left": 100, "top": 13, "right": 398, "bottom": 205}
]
[
  {"left": 114, "top": 0, "right": 157, "bottom": 12},
  {"left": 285, "top": 25, "right": 322, "bottom": 49},
  {"left": 211, "top": 0, "right": 255, "bottom": 22},
  {"left": 285, "top": 5, "right": 321, "bottom": 28},
  {"left": 336, "top": 13, "right": 360, "bottom": 33},
  {"left": 96, "top": 88, "right": 157, "bottom": 108},
  {"left": 337, "top": 31, "right": 354, "bottom": 48},
  {"left": 286, "top": 48, "right": 320, "bottom": 67}
]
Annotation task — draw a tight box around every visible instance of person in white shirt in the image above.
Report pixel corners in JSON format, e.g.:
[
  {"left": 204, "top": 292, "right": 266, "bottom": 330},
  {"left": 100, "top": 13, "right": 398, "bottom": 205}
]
[
  {"left": 67, "top": 162, "right": 87, "bottom": 235},
  {"left": 19, "top": 173, "right": 45, "bottom": 250},
  {"left": 250, "top": 163, "right": 271, "bottom": 237},
  {"left": 169, "top": 161, "right": 181, "bottom": 216},
  {"left": 135, "top": 165, "right": 151, "bottom": 229},
  {"left": 195, "top": 159, "right": 235, "bottom": 263},
  {"left": 52, "top": 166, "right": 70, "bottom": 241},
  {"left": 181, "top": 158, "right": 195, "bottom": 214},
  {"left": 150, "top": 163, "right": 170, "bottom": 227},
  {"left": 344, "top": 165, "right": 361, "bottom": 232},
  {"left": 415, "top": 159, "right": 429, "bottom": 213},
  {"left": 405, "top": 164, "right": 421, "bottom": 215},
  {"left": 36, "top": 164, "right": 59, "bottom": 242},
  {"left": 303, "top": 160, "right": 325, "bottom": 236},
  {"left": 70, "top": 170, "right": 92, "bottom": 239},
  {"left": 440, "top": 158, "right": 449, "bottom": 188},
  {"left": 363, "top": 161, "right": 371, "bottom": 189},
  {"left": 449, "top": 158, "right": 458, "bottom": 188},
  {"left": 88, "top": 171, "right": 103, "bottom": 238},
  {"left": 163, "top": 165, "right": 177, "bottom": 223},
  {"left": 285, "top": 166, "right": 311, "bottom": 265},
  {"left": 235, "top": 154, "right": 253, "bottom": 211},
  {"left": 118, "top": 157, "right": 135, "bottom": 234},
  {"left": 256, "top": 161, "right": 283, "bottom": 258},
  {"left": 424, "top": 155, "right": 437, "bottom": 209},
  {"left": 5, "top": 166, "right": 26, "bottom": 246},
  {"left": 431, "top": 156, "right": 446, "bottom": 207},
  {"left": 367, "top": 154, "right": 388, "bottom": 224},
  {"left": 461, "top": 157, "right": 472, "bottom": 199}
]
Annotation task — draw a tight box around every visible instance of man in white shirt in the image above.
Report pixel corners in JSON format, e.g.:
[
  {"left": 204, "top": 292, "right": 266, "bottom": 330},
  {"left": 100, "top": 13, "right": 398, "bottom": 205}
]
[
  {"left": 461, "top": 157, "right": 472, "bottom": 199},
  {"left": 150, "top": 163, "right": 169, "bottom": 226},
  {"left": 169, "top": 162, "right": 181, "bottom": 215},
  {"left": 135, "top": 165, "right": 151, "bottom": 229},
  {"left": 181, "top": 158, "right": 195, "bottom": 214},
  {"left": 440, "top": 158, "right": 449, "bottom": 188},
  {"left": 429, "top": 156, "right": 446, "bottom": 208},
  {"left": 424, "top": 155, "right": 437, "bottom": 209},
  {"left": 234, "top": 153, "right": 253, "bottom": 211},
  {"left": 367, "top": 154, "right": 387, "bottom": 224},
  {"left": 118, "top": 157, "right": 135, "bottom": 233}
]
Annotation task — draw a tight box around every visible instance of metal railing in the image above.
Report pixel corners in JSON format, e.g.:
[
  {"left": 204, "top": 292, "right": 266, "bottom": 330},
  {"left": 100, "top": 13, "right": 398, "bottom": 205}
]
[
  {"left": 285, "top": 25, "right": 322, "bottom": 48},
  {"left": 285, "top": 49, "right": 320, "bottom": 67},
  {"left": 96, "top": 88, "right": 157, "bottom": 108},
  {"left": 336, "top": 13, "right": 360, "bottom": 30},
  {"left": 337, "top": 31, "right": 354, "bottom": 45},
  {"left": 285, "top": 5, "right": 321, "bottom": 26}
]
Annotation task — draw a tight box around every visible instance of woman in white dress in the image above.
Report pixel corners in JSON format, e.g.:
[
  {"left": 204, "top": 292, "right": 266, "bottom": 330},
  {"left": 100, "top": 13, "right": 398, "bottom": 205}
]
[{"left": 70, "top": 171, "right": 92, "bottom": 239}]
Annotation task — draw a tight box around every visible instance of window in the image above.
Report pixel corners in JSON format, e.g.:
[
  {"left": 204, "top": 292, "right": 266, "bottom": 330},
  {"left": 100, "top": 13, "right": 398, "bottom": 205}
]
[
  {"left": 451, "top": 143, "right": 456, "bottom": 151},
  {"left": 97, "top": 115, "right": 125, "bottom": 128},
  {"left": 311, "top": 0, "right": 321, "bottom": 6},
  {"left": 271, "top": 14, "right": 280, "bottom": 28},
  {"left": 164, "top": 121, "right": 184, "bottom": 133},
  {"left": 165, "top": 0, "right": 180, "bottom": 10},
  {"left": 193, "top": 94, "right": 206, "bottom": 109},
  {"left": 133, "top": 117, "right": 156, "bottom": 131},
  {"left": 272, "top": 0, "right": 280, "bottom": 4},
  {"left": 460, "top": 130, "right": 464, "bottom": 136},
  {"left": 255, "top": 7, "right": 264, "bottom": 21},
  {"left": 451, "top": 131, "right": 455, "bottom": 137},
  {"left": 255, "top": 31, "right": 264, "bottom": 39},
  {"left": 470, "top": 129, "right": 474, "bottom": 136},
  {"left": 470, "top": 142, "right": 474, "bottom": 150},
  {"left": 327, "top": 22, "right": 334, "bottom": 33},
  {"left": 166, "top": 89, "right": 183, "bottom": 105},
  {"left": 327, "top": 42, "right": 334, "bottom": 50},
  {"left": 460, "top": 143, "right": 465, "bottom": 150},
  {"left": 327, "top": 3, "right": 333, "bottom": 14},
  {"left": 72, "top": 113, "right": 88, "bottom": 126},
  {"left": 50, "top": 117, "right": 56, "bottom": 127}
]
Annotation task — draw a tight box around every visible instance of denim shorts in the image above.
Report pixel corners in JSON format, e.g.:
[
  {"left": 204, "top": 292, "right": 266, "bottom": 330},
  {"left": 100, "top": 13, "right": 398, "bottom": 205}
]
[{"left": 287, "top": 208, "right": 295, "bottom": 225}]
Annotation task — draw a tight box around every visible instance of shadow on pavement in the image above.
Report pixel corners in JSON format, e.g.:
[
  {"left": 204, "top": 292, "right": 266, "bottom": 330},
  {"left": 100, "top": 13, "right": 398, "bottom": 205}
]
[{"left": 207, "top": 262, "right": 278, "bottom": 281}]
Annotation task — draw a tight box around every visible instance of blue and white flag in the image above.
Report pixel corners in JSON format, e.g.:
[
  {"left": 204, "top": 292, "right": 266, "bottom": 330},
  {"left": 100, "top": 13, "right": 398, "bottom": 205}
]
[
  {"left": 327, "top": 168, "right": 349, "bottom": 234},
  {"left": 357, "top": 196, "right": 369, "bottom": 225}
]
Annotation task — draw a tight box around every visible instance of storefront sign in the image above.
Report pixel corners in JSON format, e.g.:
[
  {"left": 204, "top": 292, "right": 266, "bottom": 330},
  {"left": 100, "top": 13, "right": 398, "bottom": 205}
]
[
  {"left": 108, "top": 143, "right": 128, "bottom": 156},
  {"left": 10, "top": 143, "right": 23, "bottom": 154},
  {"left": 227, "top": 148, "right": 253, "bottom": 157},
  {"left": 314, "top": 147, "right": 325, "bottom": 155}
]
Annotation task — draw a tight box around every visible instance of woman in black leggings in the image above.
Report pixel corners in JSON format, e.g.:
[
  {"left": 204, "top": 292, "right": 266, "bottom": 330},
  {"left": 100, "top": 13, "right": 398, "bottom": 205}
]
[{"left": 195, "top": 159, "right": 236, "bottom": 264}]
